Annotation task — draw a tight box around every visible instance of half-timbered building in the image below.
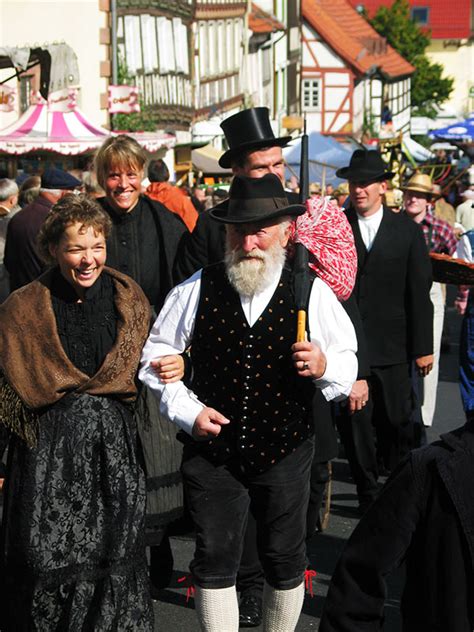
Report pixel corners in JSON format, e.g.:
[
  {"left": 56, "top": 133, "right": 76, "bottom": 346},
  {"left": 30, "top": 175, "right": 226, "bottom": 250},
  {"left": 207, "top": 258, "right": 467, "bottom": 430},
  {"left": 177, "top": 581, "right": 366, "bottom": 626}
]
[
  {"left": 347, "top": 0, "right": 473, "bottom": 117},
  {"left": 116, "top": 0, "right": 194, "bottom": 134},
  {"left": 302, "top": 0, "right": 414, "bottom": 139}
]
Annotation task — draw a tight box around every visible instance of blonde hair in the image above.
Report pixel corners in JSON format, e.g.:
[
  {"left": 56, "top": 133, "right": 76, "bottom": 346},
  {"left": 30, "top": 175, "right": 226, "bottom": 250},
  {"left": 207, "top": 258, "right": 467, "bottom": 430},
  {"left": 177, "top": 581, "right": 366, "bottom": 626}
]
[{"left": 94, "top": 135, "right": 147, "bottom": 189}]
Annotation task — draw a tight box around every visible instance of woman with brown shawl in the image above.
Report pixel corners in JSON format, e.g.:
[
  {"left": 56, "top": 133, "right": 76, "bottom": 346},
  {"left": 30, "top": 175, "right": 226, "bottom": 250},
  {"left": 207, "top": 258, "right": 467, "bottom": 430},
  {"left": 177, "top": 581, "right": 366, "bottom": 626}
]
[{"left": 0, "top": 194, "right": 153, "bottom": 630}]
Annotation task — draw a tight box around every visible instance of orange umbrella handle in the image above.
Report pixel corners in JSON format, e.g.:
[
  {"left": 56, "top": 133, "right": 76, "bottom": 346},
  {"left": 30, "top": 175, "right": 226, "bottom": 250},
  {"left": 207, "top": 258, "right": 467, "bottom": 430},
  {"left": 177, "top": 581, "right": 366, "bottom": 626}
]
[{"left": 296, "top": 310, "right": 307, "bottom": 343}]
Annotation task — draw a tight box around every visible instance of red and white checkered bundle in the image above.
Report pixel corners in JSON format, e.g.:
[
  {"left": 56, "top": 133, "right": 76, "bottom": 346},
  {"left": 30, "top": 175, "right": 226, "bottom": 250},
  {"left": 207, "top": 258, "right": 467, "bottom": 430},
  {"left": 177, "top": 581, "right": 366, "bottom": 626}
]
[{"left": 291, "top": 196, "right": 357, "bottom": 301}]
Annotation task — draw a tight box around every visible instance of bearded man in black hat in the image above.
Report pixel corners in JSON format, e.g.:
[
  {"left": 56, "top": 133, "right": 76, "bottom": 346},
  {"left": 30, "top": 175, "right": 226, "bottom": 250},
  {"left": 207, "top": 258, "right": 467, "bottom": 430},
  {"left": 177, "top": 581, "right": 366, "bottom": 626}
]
[
  {"left": 175, "top": 105, "right": 369, "bottom": 626},
  {"left": 140, "top": 174, "right": 357, "bottom": 632},
  {"left": 335, "top": 149, "right": 433, "bottom": 510}
]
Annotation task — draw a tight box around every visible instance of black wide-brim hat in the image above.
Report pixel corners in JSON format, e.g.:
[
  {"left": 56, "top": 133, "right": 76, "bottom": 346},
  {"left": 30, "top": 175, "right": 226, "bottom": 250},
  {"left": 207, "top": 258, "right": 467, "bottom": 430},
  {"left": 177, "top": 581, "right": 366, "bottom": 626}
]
[
  {"left": 336, "top": 149, "right": 395, "bottom": 182},
  {"left": 209, "top": 174, "right": 306, "bottom": 224},
  {"left": 218, "top": 107, "right": 291, "bottom": 169}
]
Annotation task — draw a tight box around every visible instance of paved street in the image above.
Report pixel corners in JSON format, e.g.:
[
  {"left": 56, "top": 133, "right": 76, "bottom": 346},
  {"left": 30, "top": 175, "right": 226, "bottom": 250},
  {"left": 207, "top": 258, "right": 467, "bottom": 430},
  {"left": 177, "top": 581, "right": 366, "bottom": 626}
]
[{"left": 151, "top": 297, "right": 466, "bottom": 631}]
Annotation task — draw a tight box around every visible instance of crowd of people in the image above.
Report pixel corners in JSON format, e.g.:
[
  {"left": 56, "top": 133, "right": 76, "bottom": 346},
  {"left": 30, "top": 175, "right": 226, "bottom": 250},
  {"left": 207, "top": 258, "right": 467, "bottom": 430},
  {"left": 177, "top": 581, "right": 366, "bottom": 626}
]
[{"left": 0, "top": 106, "right": 473, "bottom": 631}]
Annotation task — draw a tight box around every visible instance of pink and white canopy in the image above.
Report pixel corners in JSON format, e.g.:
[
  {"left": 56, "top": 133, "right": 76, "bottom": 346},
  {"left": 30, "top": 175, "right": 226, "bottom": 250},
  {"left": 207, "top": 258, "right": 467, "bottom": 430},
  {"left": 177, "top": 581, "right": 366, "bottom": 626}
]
[{"left": 0, "top": 104, "right": 176, "bottom": 155}]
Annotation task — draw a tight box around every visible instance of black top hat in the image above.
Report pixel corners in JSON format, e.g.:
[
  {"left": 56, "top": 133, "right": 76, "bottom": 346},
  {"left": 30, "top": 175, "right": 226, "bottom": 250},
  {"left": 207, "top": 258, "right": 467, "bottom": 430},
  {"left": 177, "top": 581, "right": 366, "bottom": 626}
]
[
  {"left": 218, "top": 107, "right": 291, "bottom": 169},
  {"left": 209, "top": 174, "right": 305, "bottom": 224},
  {"left": 336, "top": 149, "right": 395, "bottom": 182}
]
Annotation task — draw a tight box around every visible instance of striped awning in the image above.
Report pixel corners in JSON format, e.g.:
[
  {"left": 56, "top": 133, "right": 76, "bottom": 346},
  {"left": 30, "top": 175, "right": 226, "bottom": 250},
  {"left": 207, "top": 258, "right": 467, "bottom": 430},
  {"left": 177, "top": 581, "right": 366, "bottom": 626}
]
[{"left": 0, "top": 103, "right": 176, "bottom": 155}]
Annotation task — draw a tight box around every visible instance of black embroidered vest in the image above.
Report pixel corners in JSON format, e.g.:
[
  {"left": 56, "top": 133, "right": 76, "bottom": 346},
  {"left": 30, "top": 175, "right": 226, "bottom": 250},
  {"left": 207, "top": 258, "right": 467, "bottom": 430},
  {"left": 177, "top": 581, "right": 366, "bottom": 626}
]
[{"left": 190, "top": 262, "right": 314, "bottom": 472}]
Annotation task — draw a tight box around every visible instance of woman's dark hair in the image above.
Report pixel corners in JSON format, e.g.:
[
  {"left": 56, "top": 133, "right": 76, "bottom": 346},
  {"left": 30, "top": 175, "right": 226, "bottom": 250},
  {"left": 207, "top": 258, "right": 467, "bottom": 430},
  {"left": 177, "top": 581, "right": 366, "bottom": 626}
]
[{"left": 37, "top": 193, "right": 112, "bottom": 265}]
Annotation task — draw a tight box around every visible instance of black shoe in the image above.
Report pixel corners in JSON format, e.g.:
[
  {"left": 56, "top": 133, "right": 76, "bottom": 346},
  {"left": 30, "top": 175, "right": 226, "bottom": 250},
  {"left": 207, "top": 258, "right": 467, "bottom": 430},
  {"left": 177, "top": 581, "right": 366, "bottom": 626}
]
[{"left": 239, "top": 594, "right": 262, "bottom": 628}]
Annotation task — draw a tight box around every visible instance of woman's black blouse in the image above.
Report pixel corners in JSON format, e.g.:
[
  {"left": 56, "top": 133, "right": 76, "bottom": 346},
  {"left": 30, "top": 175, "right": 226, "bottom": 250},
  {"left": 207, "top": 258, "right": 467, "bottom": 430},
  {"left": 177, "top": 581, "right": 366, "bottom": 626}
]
[{"left": 50, "top": 269, "right": 117, "bottom": 377}]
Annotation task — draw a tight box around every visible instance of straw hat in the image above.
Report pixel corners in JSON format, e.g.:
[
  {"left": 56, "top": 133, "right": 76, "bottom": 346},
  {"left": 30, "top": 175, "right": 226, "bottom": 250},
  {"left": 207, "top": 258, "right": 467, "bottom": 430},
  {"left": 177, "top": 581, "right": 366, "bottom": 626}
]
[{"left": 402, "top": 173, "right": 433, "bottom": 195}]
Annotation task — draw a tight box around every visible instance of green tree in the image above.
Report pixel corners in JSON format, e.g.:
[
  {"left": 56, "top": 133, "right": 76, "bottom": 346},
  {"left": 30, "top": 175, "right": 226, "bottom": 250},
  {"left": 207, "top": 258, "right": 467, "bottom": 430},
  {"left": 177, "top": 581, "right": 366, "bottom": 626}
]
[
  {"left": 370, "top": 0, "right": 453, "bottom": 118},
  {"left": 111, "top": 55, "right": 156, "bottom": 132}
]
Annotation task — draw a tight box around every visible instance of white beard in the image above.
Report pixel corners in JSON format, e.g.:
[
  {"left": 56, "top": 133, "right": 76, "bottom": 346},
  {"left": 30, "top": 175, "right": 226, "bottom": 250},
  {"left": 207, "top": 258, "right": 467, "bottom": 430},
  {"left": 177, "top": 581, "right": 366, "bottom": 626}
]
[{"left": 225, "top": 239, "right": 287, "bottom": 297}]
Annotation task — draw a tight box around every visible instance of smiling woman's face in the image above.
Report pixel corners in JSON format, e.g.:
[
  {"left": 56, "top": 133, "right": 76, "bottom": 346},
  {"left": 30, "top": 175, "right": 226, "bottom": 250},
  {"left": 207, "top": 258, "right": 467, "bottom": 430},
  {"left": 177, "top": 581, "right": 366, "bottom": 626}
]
[
  {"left": 105, "top": 162, "right": 144, "bottom": 213},
  {"left": 49, "top": 222, "right": 107, "bottom": 299}
]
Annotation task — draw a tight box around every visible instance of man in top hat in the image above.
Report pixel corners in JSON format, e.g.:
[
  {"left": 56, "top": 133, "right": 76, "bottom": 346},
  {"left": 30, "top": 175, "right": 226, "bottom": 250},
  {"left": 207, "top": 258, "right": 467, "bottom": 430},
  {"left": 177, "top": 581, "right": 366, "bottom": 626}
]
[
  {"left": 140, "top": 174, "right": 357, "bottom": 632},
  {"left": 402, "top": 172, "right": 457, "bottom": 429},
  {"left": 335, "top": 150, "right": 433, "bottom": 509},
  {"left": 4, "top": 168, "right": 81, "bottom": 291},
  {"left": 175, "top": 107, "right": 293, "bottom": 281}
]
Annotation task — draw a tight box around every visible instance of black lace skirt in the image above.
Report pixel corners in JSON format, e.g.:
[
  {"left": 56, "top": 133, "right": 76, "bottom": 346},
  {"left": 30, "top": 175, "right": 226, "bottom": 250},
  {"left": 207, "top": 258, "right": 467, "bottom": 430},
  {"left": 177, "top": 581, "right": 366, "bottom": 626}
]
[{"left": 0, "top": 393, "right": 153, "bottom": 631}]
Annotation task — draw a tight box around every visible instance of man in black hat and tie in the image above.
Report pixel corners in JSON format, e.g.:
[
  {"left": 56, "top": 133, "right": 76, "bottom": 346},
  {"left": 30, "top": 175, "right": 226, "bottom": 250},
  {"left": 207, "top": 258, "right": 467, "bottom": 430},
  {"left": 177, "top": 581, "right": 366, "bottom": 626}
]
[
  {"left": 141, "top": 174, "right": 357, "bottom": 632},
  {"left": 335, "top": 149, "right": 433, "bottom": 509}
]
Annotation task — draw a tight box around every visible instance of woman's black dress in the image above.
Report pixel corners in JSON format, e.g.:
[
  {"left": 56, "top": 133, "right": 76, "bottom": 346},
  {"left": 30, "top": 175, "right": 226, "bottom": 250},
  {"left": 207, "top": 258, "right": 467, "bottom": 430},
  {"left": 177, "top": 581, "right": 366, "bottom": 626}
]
[{"left": 0, "top": 271, "right": 153, "bottom": 631}]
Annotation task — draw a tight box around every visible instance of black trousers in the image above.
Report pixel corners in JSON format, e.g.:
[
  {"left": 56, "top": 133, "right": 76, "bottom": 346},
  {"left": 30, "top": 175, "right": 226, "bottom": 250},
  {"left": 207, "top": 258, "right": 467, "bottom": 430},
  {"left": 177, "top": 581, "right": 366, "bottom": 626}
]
[
  {"left": 181, "top": 439, "right": 313, "bottom": 590},
  {"left": 337, "top": 363, "right": 416, "bottom": 499},
  {"left": 237, "top": 391, "right": 336, "bottom": 597}
]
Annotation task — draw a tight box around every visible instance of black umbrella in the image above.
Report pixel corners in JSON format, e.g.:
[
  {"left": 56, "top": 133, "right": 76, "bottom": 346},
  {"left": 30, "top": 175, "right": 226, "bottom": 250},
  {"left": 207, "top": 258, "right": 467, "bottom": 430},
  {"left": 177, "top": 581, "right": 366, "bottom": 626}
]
[{"left": 293, "top": 120, "right": 311, "bottom": 342}]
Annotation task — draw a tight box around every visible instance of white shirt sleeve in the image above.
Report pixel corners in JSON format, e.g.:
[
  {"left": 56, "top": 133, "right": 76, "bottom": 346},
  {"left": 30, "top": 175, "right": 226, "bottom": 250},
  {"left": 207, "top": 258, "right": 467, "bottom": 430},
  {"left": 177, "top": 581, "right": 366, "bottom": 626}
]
[
  {"left": 308, "top": 278, "right": 358, "bottom": 401},
  {"left": 138, "top": 270, "right": 206, "bottom": 435},
  {"left": 455, "top": 234, "right": 473, "bottom": 263}
]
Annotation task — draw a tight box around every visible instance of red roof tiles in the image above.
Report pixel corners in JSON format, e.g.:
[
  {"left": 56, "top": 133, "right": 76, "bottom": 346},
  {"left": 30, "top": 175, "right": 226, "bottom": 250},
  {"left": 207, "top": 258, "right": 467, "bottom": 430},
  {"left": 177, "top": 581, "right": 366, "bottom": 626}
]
[
  {"left": 303, "top": 0, "right": 415, "bottom": 79},
  {"left": 346, "top": 0, "right": 472, "bottom": 40},
  {"left": 249, "top": 2, "right": 285, "bottom": 34}
]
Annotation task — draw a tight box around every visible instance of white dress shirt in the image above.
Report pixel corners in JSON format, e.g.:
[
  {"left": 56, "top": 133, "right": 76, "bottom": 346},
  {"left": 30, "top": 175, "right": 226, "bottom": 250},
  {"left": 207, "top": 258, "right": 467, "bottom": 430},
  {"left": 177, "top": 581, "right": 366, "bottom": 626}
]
[
  {"left": 139, "top": 265, "right": 358, "bottom": 435},
  {"left": 357, "top": 206, "right": 384, "bottom": 251}
]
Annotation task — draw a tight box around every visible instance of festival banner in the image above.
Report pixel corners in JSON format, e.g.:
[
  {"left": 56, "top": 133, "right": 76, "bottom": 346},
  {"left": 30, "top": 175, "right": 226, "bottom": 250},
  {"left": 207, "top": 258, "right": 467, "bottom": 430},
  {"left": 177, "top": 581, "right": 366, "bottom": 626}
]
[
  {"left": 0, "top": 85, "right": 17, "bottom": 112},
  {"left": 108, "top": 85, "right": 140, "bottom": 114},
  {"left": 48, "top": 88, "right": 78, "bottom": 112}
]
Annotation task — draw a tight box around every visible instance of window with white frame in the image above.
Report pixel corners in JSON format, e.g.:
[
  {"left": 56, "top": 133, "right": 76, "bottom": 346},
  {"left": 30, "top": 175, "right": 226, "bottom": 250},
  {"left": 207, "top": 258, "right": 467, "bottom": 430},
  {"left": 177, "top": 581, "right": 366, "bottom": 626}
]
[
  {"left": 124, "top": 15, "right": 142, "bottom": 73},
  {"left": 156, "top": 17, "right": 176, "bottom": 73},
  {"left": 208, "top": 21, "right": 217, "bottom": 76},
  {"left": 226, "top": 20, "right": 234, "bottom": 71},
  {"left": 198, "top": 21, "right": 207, "bottom": 79},
  {"left": 262, "top": 46, "right": 271, "bottom": 84},
  {"left": 302, "top": 79, "right": 321, "bottom": 110},
  {"left": 217, "top": 20, "right": 225, "bottom": 74},
  {"left": 233, "top": 19, "right": 241, "bottom": 69},
  {"left": 173, "top": 17, "right": 189, "bottom": 74},
  {"left": 140, "top": 15, "right": 158, "bottom": 73}
]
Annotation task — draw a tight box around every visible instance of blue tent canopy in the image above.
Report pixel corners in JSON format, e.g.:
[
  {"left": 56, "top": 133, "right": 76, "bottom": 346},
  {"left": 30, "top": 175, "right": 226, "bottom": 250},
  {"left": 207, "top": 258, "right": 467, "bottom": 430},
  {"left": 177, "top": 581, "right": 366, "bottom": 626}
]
[
  {"left": 428, "top": 116, "right": 474, "bottom": 142},
  {"left": 283, "top": 132, "right": 352, "bottom": 186}
]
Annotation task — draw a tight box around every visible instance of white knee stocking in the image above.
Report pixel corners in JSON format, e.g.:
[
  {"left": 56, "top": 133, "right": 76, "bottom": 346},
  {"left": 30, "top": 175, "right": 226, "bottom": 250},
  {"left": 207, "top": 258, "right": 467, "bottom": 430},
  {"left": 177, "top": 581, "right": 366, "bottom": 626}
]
[
  {"left": 262, "top": 581, "right": 305, "bottom": 632},
  {"left": 194, "top": 585, "right": 239, "bottom": 632}
]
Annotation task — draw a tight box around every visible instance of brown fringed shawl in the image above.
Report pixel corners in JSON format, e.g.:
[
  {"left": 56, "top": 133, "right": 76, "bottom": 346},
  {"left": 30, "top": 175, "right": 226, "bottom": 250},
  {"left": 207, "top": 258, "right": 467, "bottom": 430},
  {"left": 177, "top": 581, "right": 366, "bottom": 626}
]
[{"left": 0, "top": 266, "right": 151, "bottom": 445}]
